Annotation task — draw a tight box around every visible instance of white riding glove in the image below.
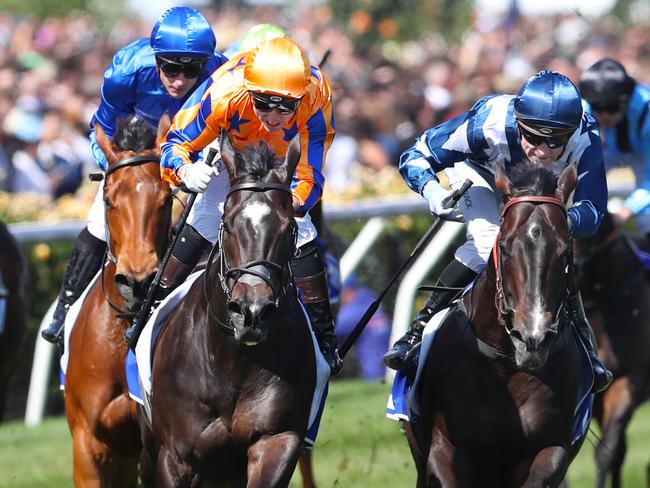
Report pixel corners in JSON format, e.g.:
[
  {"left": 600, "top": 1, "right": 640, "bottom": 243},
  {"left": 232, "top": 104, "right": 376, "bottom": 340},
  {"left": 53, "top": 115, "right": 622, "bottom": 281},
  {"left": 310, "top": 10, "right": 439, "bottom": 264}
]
[
  {"left": 178, "top": 161, "right": 218, "bottom": 193},
  {"left": 422, "top": 179, "right": 456, "bottom": 217}
]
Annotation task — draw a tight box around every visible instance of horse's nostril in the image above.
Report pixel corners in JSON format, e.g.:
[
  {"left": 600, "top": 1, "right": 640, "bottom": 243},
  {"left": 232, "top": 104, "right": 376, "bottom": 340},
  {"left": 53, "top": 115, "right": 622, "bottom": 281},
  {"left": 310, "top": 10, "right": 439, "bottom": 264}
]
[
  {"left": 509, "top": 328, "right": 524, "bottom": 343},
  {"left": 115, "top": 273, "right": 134, "bottom": 289},
  {"left": 227, "top": 300, "right": 245, "bottom": 322},
  {"left": 258, "top": 302, "right": 278, "bottom": 323}
]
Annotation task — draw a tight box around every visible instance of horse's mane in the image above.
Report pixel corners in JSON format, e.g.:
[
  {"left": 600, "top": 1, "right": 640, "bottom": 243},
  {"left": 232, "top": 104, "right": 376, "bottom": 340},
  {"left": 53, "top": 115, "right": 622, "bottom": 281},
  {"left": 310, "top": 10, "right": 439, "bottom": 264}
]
[
  {"left": 113, "top": 116, "right": 157, "bottom": 152},
  {"left": 236, "top": 141, "right": 278, "bottom": 180},
  {"left": 507, "top": 164, "right": 559, "bottom": 198}
]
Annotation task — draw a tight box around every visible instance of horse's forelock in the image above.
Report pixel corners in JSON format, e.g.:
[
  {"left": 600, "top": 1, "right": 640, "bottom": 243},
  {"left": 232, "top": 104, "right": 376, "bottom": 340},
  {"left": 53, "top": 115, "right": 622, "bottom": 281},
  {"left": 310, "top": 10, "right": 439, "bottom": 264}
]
[
  {"left": 236, "top": 141, "right": 279, "bottom": 181},
  {"left": 113, "top": 116, "right": 157, "bottom": 153},
  {"left": 507, "top": 164, "right": 558, "bottom": 198}
]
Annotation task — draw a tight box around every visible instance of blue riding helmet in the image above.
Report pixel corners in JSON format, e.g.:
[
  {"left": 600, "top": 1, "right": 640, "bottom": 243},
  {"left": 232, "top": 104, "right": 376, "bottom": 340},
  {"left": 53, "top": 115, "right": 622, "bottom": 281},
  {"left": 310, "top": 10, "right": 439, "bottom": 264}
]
[
  {"left": 514, "top": 71, "right": 583, "bottom": 136},
  {"left": 150, "top": 6, "right": 216, "bottom": 60}
]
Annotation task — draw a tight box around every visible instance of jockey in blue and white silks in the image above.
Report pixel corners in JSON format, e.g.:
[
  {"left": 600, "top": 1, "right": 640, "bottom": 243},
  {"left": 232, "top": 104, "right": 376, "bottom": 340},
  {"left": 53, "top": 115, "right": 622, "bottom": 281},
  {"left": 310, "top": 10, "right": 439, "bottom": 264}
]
[
  {"left": 42, "top": 6, "right": 227, "bottom": 345},
  {"left": 580, "top": 58, "right": 650, "bottom": 237},
  {"left": 384, "top": 70, "right": 612, "bottom": 394}
]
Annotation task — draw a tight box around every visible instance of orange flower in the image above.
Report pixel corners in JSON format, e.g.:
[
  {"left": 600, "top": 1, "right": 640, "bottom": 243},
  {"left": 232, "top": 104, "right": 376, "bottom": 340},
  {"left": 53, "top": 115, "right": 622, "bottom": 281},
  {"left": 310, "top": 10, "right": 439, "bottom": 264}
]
[
  {"left": 378, "top": 18, "right": 398, "bottom": 38},
  {"left": 349, "top": 10, "right": 372, "bottom": 35}
]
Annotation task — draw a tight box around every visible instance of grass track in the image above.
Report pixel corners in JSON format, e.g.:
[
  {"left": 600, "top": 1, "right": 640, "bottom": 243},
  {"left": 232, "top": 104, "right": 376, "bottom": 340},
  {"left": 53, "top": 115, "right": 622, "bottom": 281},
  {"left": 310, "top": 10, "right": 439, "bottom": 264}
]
[{"left": 0, "top": 379, "right": 648, "bottom": 487}]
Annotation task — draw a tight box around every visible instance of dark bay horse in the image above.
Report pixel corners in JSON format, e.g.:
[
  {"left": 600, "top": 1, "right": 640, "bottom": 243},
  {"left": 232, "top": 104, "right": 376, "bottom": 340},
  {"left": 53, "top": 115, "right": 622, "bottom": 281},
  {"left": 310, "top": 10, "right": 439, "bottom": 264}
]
[
  {"left": 64, "top": 116, "right": 172, "bottom": 487},
  {"left": 147, "top": 133, "right": 317, "bottom": 487},
  {"left": 0, "top": 220, "right": 27, "bottom": 421},
  {"left": 406, "top": 163, "right": 586, "bottom": 488},
  {"left": 574, "top": 211, "right": 650, "bottom": 488}
]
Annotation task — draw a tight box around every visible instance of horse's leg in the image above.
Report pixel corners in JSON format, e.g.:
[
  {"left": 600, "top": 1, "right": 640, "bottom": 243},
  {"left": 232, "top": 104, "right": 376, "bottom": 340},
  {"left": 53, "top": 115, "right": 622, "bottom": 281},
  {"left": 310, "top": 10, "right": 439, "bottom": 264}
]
[
  {"left": 70, "top": 427, "right": 107, "bottom": 488},
  {"left": 401, "top": 421, "right": 427, "bottom": 488},
  {"left": 246, "top": 432, "right": 303, "bottom": 488},
  {"left": 520, "top": 445, "right": 571, "bottom": 488},
  {"left": 596, "top": 378, "right": 634, "bottom": 488},
  {"left": 297, "top": 448, "right": 317, "bottom": 488},
  {"left": 155, "top": 445, "right": 194, "bottom": 488},
  {"left": 425, "top": 433, "right": 458, "bottom": 488}
]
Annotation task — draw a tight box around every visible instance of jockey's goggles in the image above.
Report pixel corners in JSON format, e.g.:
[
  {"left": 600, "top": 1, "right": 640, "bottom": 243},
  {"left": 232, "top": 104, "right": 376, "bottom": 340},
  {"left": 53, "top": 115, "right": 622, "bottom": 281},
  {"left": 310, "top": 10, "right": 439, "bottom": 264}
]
[
  {"left": 250, "top": 92, "right": 301, "bottom": 115},
  {"left": 590, "top": 100, "right": 626, "bottom": 114},
  {"left": 157, "top": 56, "right": 206, "bottom": 79},
  {"left": 517, "top": 123, "right": 573, "bottom": 150}
]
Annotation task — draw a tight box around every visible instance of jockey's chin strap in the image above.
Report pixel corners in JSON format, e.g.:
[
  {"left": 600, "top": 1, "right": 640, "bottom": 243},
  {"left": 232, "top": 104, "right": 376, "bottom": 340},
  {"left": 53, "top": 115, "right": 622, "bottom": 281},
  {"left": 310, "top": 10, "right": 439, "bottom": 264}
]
[
  {"left": 203, "top": 181, "right": 296, "bottom": 334},
  {"left": 492, "top": 195, "right": 570, "bottom": 332}
]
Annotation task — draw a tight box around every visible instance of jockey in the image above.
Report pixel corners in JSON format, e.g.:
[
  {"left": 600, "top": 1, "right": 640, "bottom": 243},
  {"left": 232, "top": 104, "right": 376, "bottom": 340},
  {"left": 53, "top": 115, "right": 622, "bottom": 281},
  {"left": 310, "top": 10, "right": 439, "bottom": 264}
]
[
  {"left": 580, "top": 59, "right": 650, "bottom": 242},
  {"left": 41, "top": 6, "right": 228, "bottom": 345},
  {"left": 123, "top": 37, "right": 342, "bottom": 374},
  {"left": 383, "top": 71, "right": 613, "bottom": 393}
]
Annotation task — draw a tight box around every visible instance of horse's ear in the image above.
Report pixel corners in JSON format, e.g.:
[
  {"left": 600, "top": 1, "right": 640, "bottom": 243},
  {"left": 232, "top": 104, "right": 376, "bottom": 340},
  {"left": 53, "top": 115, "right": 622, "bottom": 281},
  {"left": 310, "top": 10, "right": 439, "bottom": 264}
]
[
  {"left": 556, "top": 161, "right": 578, "bottom": 204},
  {"left": 494, "top": 161, "right": 514, "bottom": 202},
  {"left": 155, "top": 112, "right": 172, "bottom": 155},
  {"left": 219, "top": 129, "right": 238, "bottom": 180},
  {"left": 281, "top": 135, "right": 301, "bottom": 185},
  {"left": 94, "top": 123, "right": 117, "bottom": 165}
]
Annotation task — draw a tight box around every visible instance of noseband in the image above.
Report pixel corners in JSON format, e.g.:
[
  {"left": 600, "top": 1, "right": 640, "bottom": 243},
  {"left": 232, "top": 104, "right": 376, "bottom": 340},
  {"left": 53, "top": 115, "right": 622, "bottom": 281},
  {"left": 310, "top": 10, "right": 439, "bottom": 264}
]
[
  {"left": 204, "top": 181, "right": 297, "bottom": 332},
  {"left": 493, "top": 195, "right": 570, "bottom": 331}
]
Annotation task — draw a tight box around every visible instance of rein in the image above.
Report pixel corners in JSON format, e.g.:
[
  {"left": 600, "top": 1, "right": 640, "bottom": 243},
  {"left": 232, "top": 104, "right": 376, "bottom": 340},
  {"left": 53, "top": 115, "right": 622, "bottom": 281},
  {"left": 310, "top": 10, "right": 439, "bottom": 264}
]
[
  {"left": 101, "top": 154, "right": 162, "bottom": 318},
  {"left": 492, "top": 195, "right": 569, "bottom": 331},
  {"left": 203, "top": 180, "right": 297, "bottom": 334}
]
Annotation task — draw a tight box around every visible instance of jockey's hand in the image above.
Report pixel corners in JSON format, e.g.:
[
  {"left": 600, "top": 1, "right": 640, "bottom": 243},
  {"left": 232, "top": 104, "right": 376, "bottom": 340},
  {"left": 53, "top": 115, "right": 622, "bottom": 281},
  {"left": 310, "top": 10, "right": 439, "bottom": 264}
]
[
  {"left": 178, "top": 161, "right": 218, "bottom": 193},
  {"left": 423, "top": 180, "right": 455, "bottom": 217}
]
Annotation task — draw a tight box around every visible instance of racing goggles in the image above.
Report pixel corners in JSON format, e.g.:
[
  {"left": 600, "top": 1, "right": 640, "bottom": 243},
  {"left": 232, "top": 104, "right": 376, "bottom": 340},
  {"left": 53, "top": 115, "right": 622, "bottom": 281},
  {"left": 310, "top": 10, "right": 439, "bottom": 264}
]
[
  {"left": 251, "top": 92, "right": 301, "bottom": 115},
  {"left": 590, "top": 101, "right": 626, "bottom": 114},
  {"left": 518, "top": 123, "right": 573, "bottom": 150},
  {"left": 157, "top": 57, "right": 206, "bottom": 79}
]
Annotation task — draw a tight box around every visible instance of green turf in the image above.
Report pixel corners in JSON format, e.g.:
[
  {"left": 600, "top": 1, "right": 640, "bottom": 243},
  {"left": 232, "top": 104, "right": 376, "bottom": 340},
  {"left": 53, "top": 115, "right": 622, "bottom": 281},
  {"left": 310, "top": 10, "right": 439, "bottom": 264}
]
[{"left": 0, "top": 379, "right": 648, "bottom": 487}]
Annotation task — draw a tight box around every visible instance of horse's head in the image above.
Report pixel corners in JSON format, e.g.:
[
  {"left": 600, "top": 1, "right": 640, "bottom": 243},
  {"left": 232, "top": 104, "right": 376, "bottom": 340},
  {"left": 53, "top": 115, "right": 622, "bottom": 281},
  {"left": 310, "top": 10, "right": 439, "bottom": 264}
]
[
  {"left": 493, "top": 162, "right": 577, "bottom": 370},
  {"left": 217, "top": 131, "right": 299, "bottom": 345},
  {"left": 94, "top": 116, "right": 173, "bottom": 310}
]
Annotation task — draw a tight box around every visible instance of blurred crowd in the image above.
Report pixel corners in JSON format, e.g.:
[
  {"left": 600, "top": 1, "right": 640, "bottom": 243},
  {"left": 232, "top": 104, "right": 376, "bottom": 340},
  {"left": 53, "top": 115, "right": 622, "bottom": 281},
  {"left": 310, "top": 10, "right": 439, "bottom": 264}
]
[{"left": 1, "top": 4, "right": 650, "bottom": 199}]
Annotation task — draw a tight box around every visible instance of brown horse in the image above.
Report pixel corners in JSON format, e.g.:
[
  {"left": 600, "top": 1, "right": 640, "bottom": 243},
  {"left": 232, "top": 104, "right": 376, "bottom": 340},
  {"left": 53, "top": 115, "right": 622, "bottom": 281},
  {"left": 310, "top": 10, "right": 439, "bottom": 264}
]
[
  {"left": 574, "top": 211, "right": 650, "bottom": 488},
  {"left": 406, "top": 163, "right": 587, "bottom": 488},
  {"left": 0, "top": 220, "right": 27, "bottom": 421},
  {"left": 145, "top": 133, "right": 318, "bottom": 487},
  {"left": 64, "top": 116, "right": 172, "bottom": 487}
]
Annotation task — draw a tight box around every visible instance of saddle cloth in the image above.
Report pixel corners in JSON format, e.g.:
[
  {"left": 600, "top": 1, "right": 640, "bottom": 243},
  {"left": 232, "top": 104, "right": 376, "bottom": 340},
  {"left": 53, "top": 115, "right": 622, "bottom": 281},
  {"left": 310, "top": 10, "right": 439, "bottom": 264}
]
[
  {"left": 386, "top": 306, "right": 594, "bottom": 446},
  {"left": 126, "top": 269, "right": 330, "bottom": 446}
]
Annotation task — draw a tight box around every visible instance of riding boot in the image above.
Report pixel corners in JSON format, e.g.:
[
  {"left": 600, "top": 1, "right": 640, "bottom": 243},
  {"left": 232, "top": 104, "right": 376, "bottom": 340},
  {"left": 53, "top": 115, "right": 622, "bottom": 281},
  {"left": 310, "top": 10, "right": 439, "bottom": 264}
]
[
  {"left": 124, "top": 224, "right": 210, "bottom": 346},
  {"left": 292, "top": 241, "right": 343, "bottom": 375},
  {"left": 41, "top": 228, "right": 106, "bottom": 345},
  {"left": 383, "top": 259, "right": 477, "bottom": 371},
  {"left": 569, "top": 290, "right": 613, "bottom": 394}
]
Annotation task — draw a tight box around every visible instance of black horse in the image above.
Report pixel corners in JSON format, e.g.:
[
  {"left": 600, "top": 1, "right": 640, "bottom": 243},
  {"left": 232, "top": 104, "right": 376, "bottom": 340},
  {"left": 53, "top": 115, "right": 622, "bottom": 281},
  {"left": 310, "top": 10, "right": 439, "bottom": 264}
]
[
  {"left": 405, "top": 163, "right": 587, "bottom": 487},
  {"left": 574, "top": 211, "right": 650, "bottom": 488},
  {"left": 145, "top": 133, "right": 319, "bottom": 487},
  {"left": 0, "top": 220, "right": 27, "bottom": 421}
]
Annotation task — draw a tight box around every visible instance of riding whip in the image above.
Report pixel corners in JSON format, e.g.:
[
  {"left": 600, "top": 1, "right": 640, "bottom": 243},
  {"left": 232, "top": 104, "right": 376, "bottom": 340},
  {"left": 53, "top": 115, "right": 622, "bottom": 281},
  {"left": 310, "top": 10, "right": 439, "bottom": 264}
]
[
  {"left": 338, "top": 179, "right": 473, "bottom": 359},
  {"left": 124, "top": 147, "right": 219, "bottom": 348}
]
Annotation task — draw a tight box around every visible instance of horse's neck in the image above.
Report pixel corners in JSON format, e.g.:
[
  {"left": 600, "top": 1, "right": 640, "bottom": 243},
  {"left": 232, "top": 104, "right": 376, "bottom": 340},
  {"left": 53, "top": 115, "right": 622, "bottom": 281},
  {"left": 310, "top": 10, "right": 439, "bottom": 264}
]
[{"left": 464, "top": 268, "right": 512, "bottom": 353}]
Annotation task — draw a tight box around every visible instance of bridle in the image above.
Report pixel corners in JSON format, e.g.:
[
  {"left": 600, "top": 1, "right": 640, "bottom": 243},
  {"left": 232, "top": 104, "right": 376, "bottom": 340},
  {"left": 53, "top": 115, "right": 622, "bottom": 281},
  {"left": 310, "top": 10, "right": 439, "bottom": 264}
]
[
  {"left": 99, "top": 154, "right": 163, "bottom": 317},
  {"left": 203, "top": 181, "right": 298, "bottom": 332},
  {"left": 492, "top": 195, "right": 571, "bottom": 333}
]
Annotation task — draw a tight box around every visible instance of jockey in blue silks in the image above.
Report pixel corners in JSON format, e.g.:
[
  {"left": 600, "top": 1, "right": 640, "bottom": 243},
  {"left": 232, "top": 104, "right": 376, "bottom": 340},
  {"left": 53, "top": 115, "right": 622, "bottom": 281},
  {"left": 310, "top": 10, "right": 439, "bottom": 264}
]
[
  {"left": 42, "top": 6, "right": 228, "bottom": 345},
  {"left": 580, "top": 59, "right": 650, "bottom": 241},
  {"left": 383, "top": 71, "right": 613, "bottom": 393}
]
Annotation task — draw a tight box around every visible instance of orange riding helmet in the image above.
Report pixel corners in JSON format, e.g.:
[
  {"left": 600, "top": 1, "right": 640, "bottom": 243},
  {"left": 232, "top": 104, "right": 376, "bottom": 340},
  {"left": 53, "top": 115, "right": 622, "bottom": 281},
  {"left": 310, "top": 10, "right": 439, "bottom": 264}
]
[{"left": 243, "top": 37, "right": 311, "bottom": 99}]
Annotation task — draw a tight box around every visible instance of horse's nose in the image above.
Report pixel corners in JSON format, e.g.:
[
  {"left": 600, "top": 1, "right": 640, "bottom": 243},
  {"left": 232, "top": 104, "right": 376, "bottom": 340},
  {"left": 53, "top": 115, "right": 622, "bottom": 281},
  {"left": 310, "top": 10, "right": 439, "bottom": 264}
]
[
  {"left": 227, "top": 299, "right": 278, "bottom": 329},
  {"left": 509, "top": 327, "right": 547, "bottom": 352},
  {"left": 114, "top": 271, "right": 156, "bottom": 306}
]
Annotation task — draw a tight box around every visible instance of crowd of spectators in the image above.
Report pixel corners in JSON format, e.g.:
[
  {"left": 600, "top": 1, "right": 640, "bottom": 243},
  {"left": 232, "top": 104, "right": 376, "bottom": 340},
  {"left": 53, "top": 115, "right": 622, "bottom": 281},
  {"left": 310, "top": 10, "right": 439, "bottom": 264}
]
[{"left": 1, "top": 4, "right": 649, "bottom": 200}]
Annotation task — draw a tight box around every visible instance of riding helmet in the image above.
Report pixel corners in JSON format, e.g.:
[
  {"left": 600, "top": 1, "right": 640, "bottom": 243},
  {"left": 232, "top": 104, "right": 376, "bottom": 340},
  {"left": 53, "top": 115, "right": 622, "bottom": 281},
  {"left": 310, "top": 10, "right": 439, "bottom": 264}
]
[
  {"left": 514, "top": 71, "right": 583, "bottom": 136},
  {"left": 579, "top": 59, "right": 635, "bottom": 105},
  {"left": 150, "top": 7, "right": 216, "bottom": 61},
  {"left": 243, "top": 37, "right": 311, "bottom": 99}
]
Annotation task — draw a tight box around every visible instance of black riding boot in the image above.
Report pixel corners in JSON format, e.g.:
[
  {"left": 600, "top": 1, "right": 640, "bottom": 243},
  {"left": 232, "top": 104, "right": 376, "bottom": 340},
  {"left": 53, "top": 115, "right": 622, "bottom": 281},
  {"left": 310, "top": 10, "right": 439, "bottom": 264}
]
[
  {"left": 292, "top": 242, "right": 342, "bottom": 375},
  {"left": 41, "top": 228, "right": 106, "bottom": 345},
  {"left": 124, "top": 224, "right": 210, "bottom": 346},
  {"left": 383, "top": 259, "right": 477, "bottom": 371},
  {"left": 569, "top": 290, "right": 613, "bottom": 394}
]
